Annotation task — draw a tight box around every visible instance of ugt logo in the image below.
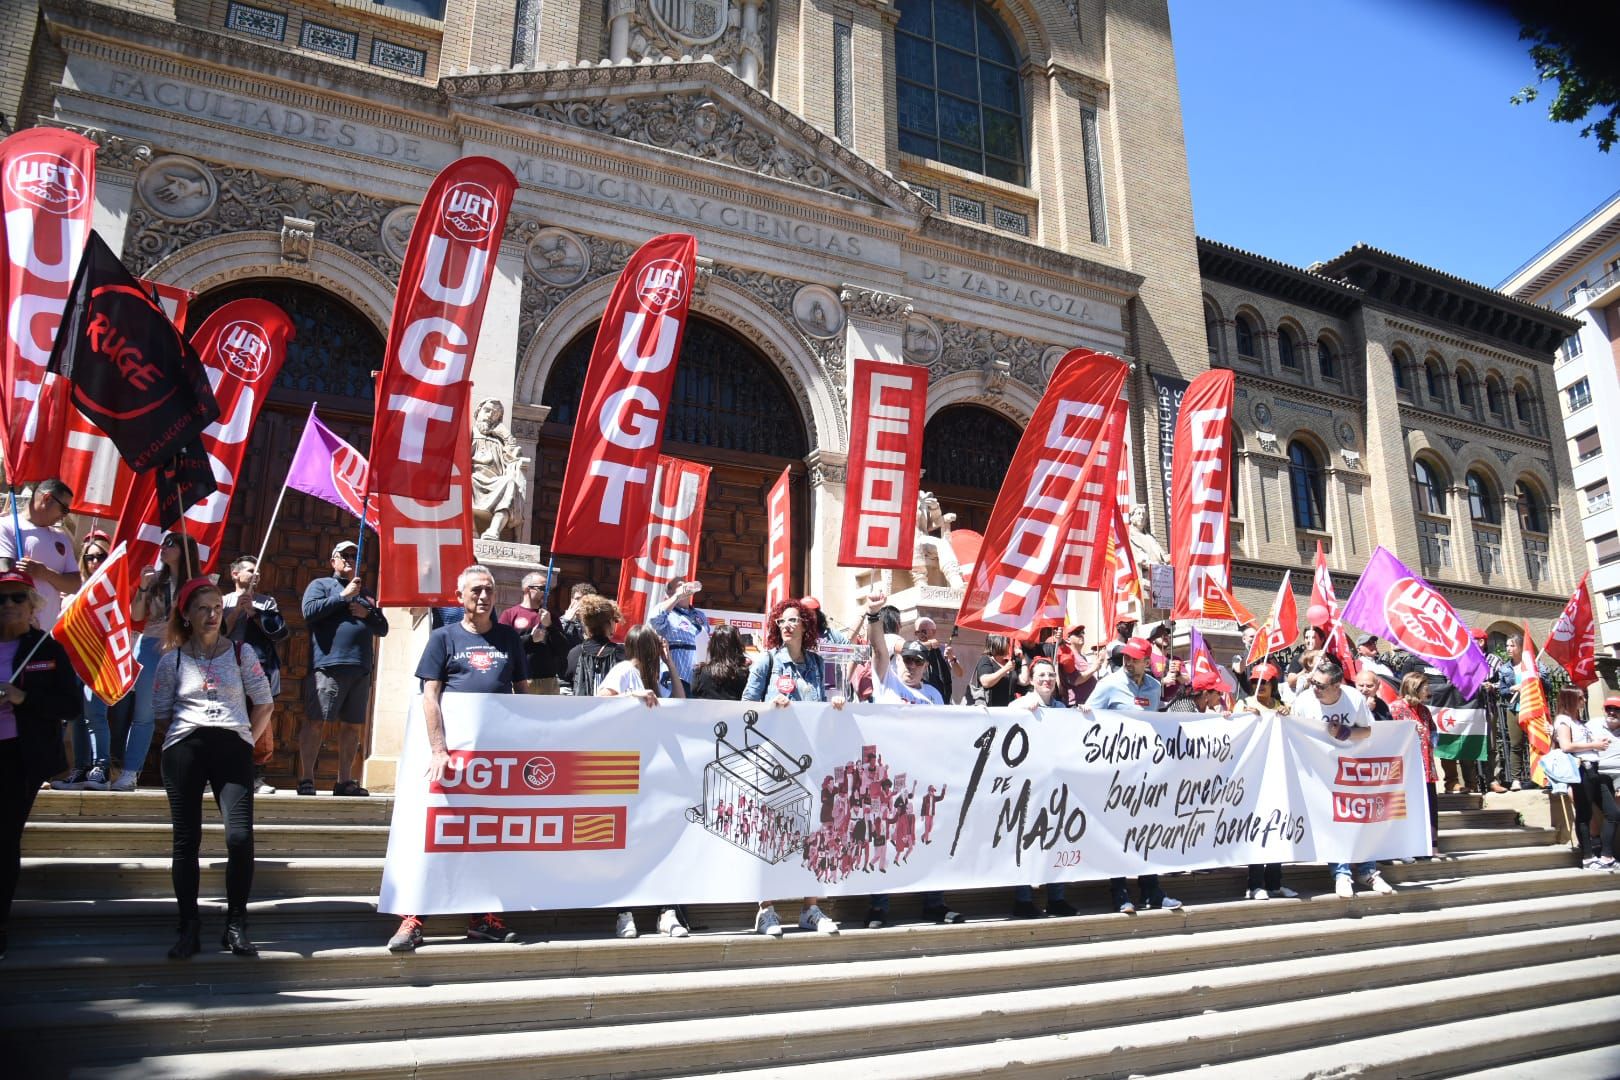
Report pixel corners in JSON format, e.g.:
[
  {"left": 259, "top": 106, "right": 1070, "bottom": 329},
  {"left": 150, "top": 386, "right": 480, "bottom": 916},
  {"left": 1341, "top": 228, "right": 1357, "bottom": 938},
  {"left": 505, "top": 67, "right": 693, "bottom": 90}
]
[
  {"left": 636, "top": 259, "right": 687, "bottom": 313},
  {"left": 217, "top": 321, "right": 271, "bottom": 382},
  {"left": 441, "top": 182, "right": 497, "bottom": 242},
  {"left": 5, "top": 152, "right": 87, "bottom": 215},
  {"left": 1382, "top": 577, "right": 1469, "bottom": 660}
]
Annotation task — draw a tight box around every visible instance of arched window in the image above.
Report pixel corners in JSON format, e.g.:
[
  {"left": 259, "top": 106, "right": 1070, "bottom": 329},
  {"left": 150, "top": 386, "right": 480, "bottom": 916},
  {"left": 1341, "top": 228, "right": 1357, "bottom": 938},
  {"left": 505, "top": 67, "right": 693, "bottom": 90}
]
[
  {"left": 1288, "top": 440, "right": 1326, "bottom": 530},
  {"left": 1424, "top": 358, "right": 1446, "bottom": 403},
  {"left": 896, "top": 0, "right": 1026, "bottom": 185},
  {"left": 1204, "top": 304, "right": 1221, "bottom": 361},
  {"left": 1234, "top": 313, "right": 1258, "bottom": 359},
  {"left": 1276, "top": 325, "right": 1298, "bottom": 369},
  {"left": 1514, "top": 384, "right": 1536, "bottom": 431},
  {"left": 1413, "top": 458, "right": 1448, "bottom": 516},
  {"left": 1516, "top": 480, "right": 1548, "bottom": 534},
  {"left": 1455, "top": 367, "right": 1475, "bottom": 410},
  {"left": 1392, "top": 350, "right": 1411, "bottom": 393},
  {"left": 1316, "top": 337, "right": 1338, "bottom": 380},
  {"left": 1467, "top": 470, "right": 1500, "bottom": 524},
  {"left": 1485, "top": 376, "right": 1505, "bottom": 416}
]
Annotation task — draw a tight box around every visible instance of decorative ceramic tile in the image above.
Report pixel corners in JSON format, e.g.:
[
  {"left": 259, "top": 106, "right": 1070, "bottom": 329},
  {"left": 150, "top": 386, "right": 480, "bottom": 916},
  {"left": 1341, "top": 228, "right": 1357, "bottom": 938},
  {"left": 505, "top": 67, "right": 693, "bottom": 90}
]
[
  {"left": 947, "top": 193, "right": 984, "bottom": 223},
  {"left": 301, "top": 21, "right": 357, "bottom": 60},
  {"left": 992, "top": 206, "right": 1028, "bottom": 235},
  {"left": 372, "top": 39, "right": 427, "bottom": 77},
  {"left": 226, "top": 1, "right": 286, "bottom": 41}
]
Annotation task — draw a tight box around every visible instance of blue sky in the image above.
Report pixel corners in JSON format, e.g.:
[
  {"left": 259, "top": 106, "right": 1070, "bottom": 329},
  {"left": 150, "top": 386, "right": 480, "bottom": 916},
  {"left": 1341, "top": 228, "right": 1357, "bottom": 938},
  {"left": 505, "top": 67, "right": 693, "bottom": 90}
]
[{"left": 1168, "top": 0, "right": 1617, "bottom": 289}]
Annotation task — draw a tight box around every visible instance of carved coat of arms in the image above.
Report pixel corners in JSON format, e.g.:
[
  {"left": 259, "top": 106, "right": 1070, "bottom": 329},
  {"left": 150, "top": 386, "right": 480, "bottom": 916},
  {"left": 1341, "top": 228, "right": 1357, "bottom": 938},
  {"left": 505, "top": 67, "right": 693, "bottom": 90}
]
[{"left": 648, "top": 0, "right": 730, "bottom": 45}]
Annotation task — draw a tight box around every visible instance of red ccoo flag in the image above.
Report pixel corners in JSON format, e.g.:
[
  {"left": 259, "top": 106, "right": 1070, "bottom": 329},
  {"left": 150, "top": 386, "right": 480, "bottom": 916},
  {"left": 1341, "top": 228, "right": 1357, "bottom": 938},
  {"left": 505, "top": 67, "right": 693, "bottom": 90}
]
[
  {"left": 1170, "top": 369, "right": 1235, "bottom": 619},
  {"left": 51, "top": 541, "right": 141, "bottom": 704},
  {"left": 1308, "top": 540, "right": 1338, "bottom": 630},
  {"left": 1543, "top": 573, "right": 1596, "bottom": 688},
  {"left": 1199, "top": 573, "right": 1257, "bottom": 627},
  {"left": 764, "top": 466, "right": 792, "bottom": 615},
  {"left": 1246, "top": 572, "right": 1299, "bottom": 666}
]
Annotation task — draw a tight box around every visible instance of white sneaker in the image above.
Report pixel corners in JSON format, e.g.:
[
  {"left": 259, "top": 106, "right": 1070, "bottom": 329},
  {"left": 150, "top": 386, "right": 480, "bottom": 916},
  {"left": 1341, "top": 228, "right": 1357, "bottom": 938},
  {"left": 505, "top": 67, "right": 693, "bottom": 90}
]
[
  {"left": 798, "top": 904, "right": 839, "bottom": 935},
  {"left": 110, "top": 770, "right": 138, "bottom": 792},
  {"left": 1335, "top": 875, "right": 1354, "bottom": 899},
  {"left": 1118, "top": 901, "right": 1136, "bottom": 914},
  {"left": 614, "top": 911, "right": 638, "bottom": 939},
  {"left": 51, "top": 769, "right": 88, "bottom": 791},
  {"left": 1361, "top": 873, "right": 1395, "bottom": 895},
  {"left": 1157, "top": 896, "right": 1183, "bottom": 911},
  {"left": 755, "top": 905, "right": 783, "bottom": 938},
  {"left": 658, "top": 908, "right": 689, "bottom": 938},
  {"left": 1510, "top": 781, "right": 1522, "bottom": 792},
  {"left": 1273, "top": 886, "right": 1299, "bottom": 899},
  {"left": 1248, "top": 888, "right": 1269, "bottom": 901}
]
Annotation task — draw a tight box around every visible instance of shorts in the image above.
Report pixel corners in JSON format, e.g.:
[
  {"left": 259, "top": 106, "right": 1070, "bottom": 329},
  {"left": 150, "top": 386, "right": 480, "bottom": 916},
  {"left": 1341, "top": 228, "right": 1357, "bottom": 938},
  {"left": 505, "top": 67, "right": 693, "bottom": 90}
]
[{"left": 308, "top": 666, "right": 372, "bottom": 726}]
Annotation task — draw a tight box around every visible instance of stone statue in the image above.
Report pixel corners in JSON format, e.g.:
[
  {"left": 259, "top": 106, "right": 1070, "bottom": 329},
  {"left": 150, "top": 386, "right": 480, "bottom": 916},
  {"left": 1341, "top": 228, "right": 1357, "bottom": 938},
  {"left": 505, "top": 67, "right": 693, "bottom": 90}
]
[
  {"left": 913, "top": 490, "right": 966, "bottom": 590},
  {"left": 1127, "top": 504, "right": 1169, "bottom": 599},
  {"left": 470, "top": 399, "right": 529, "bottom": 540}
]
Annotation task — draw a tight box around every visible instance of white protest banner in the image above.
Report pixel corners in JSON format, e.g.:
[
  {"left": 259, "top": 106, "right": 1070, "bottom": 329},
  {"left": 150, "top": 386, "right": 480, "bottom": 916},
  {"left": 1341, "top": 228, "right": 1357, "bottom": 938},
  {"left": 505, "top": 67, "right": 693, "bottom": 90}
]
[{"left": 380, "top": 697, "right": 1428, "bottom": 915}]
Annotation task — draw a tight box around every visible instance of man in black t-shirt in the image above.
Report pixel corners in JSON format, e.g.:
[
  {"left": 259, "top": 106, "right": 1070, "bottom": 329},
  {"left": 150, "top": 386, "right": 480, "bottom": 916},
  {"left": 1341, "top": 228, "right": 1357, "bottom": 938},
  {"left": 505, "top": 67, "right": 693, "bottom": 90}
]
[{"left": 389, "top": 564, "right": 534, "bottom": 954}]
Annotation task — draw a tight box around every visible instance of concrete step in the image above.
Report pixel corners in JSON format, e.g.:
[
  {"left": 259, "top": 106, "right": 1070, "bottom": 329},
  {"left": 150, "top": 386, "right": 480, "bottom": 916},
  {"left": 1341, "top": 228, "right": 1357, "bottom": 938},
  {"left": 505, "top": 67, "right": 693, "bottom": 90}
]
[
  {"left": 29, "top": 789, "right": 396, "bottom": 826},
  {"left": 1438, "top": 792, "right": 1485, "bottom": 810},
  {"left": 17, "top": 902, "right": 1616, "bottom": 1063},
  {"left": 1438, "top": 826, "right": 1560, "bottom": 851},
  {"left": 21, "top": 821, "right": 393, "bottom": 858},
  {"left": 1448, "top": 1038, "right": 1620, "bottom": 1080},
  {"left": 11, "top": 841, "right": 1581, "bottom": 903},
  {"left": 1438, "top": 808, "right": 1522, "bottom": 829},
  {"left": 55, "top": 940, "right": 1620, "bottom": 1079},
  {"left": 7, "top": 881, "right": 1614, "bottom": 1010}
]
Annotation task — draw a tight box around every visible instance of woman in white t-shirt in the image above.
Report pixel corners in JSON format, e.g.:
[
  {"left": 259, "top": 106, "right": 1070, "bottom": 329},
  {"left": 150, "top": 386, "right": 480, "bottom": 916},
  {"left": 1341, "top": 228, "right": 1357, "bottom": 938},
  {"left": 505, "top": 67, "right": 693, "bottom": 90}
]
[
  {"left": 1553, "top": 688, "right": 1609, "bottom": 867},
  {"left": 596, "top": 624, "right": 685, "bottom": 707},
  {"left": 597, "top": 624, "right": 687, "bottom": 940}
]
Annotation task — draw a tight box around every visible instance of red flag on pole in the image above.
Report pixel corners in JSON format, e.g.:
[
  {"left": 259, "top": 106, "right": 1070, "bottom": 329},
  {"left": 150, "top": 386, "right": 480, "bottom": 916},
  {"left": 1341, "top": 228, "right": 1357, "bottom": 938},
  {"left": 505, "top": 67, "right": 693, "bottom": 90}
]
[
  {"left": 1308, "top": 540, "right": 1338, "bottom": 629},
  {"left": 764, "top": 465, "right": 792, "bottom": 615},
  {"left": 1516, "top": 624, "right": 1554, "bottom": 785},
  {"left": 616, "top": 455, "right": 711, "bottom": 630},
  {"left": 551, "top": 234, "right": 698, "bottom": 558},
  {"left": 1038, "top": 379, "right": 1130, "bottom": 630},
  {"left": 50, "top": 541, "right": 142, "bottom": 704},
  {"left": 377, "top": 436, "right": 475, "bottom": 606},
  {"left": 0, "top": 128, "right": 97, "bottom": 483},
  {"left": 1543, "top": 572, "right": 1597, "bottom": 688},
  {"left": 1246, "top": 572, "right": 1300, "bottom": 666},
  {"left": 1169, "top": 369, "right": 1235, "bottom": 619},
  {"left": 1199, "top": 573, "right": 1257, "bottom": 627},
  {"left": 838, "top": 359, "right": 927, "bottom": 569},
  {"left": 369, "top": 157, "right": 517, "bottom": 501},
  {"left": 956, "top": 349, "right": 1129, "bottom": 636}
]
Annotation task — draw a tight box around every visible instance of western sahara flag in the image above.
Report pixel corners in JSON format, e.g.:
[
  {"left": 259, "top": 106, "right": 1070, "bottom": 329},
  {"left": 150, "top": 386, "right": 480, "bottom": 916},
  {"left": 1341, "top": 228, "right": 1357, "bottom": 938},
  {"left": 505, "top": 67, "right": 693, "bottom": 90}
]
[
  {"left": 44, "top": 231, "right": 219, "bottom": 472},
  {"left": 1426, "top": 674, "right": 1490, "bottom": 762}
]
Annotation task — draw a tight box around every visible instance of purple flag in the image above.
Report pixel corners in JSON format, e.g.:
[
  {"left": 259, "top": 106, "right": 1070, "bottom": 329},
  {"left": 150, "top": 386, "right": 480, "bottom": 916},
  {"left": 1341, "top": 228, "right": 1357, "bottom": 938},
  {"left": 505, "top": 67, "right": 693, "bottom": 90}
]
[
  {"left": 1339, "top": 546, "right": 1488, "bottom": 698},
  {"left": 285, "top": 404, "right": 377, "bottom": 528},
  {"left": 1187, "top": 625, "right": 1238, "bottom": 693}
]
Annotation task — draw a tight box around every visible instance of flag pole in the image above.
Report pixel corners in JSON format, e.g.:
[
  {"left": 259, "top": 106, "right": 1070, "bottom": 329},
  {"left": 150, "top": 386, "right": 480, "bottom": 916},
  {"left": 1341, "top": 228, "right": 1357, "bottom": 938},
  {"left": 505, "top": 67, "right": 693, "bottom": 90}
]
[
  {"left": 6, "top": 484, "right": 23, "bottom": 567},
  {"left": 539, "top": 555, "right": 556, "bottom": 609},
  {"left": 253, "top": 402, "right": 319, "bottom": 574}
]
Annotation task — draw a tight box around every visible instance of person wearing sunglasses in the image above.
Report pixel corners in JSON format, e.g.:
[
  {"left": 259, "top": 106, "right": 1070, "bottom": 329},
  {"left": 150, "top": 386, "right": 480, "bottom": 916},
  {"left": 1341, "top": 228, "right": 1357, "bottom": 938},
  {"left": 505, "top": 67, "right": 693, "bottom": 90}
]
[
  {"left": 0, "top": 569, "right": 82, "bottom": 960},
  {"left": 1289, "top": 657, "right": 1393, "bottom": 899},
  {"left": 1238, "top": 663, "right": 1300, "bottom": 901},
  {"left": 0, "top": 479, "right": 81, "bottom": 632},
  {"left": 53, "top": 531, "right": 115, "bottom": 791}
]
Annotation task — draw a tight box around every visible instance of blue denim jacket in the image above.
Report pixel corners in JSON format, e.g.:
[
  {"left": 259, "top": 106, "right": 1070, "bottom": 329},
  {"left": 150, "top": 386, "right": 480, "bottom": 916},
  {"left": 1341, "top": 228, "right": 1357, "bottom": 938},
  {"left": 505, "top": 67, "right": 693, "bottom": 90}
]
[{"left": 742, "top": 646, "right": 828, "bottom": 702}]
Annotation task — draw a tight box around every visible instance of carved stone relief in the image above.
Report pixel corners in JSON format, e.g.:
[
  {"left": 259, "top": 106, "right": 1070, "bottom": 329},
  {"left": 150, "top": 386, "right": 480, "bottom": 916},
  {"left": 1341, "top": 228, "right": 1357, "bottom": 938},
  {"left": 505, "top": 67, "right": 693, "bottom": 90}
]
[
  {"left": 517, "top": 232, "right": 639, "bottom": 354},
  {"left": 839, "top": 286, "right": 912, "bottom": 328},
  {"left": 902, "top": 315, "right": 942, "bottom": 366},
  {"left": 280, "top": 216, "right": 316, "bottom": 263},
  {"left": 124, "top": 160, "right": 406, "bottom": 280},
  {"left": 50, "top": 122, "right": 153, "bottom": 176},
  {"left": 791, "top": 284, "right": 845, "bottom": 340},
  {"left": 379, "top": 205, "right": 417, "bottom": 264},
  {"left": 523, "top": 92, "right": 867, "bottom": 200},
  {"left": 526, "top": 228, "right": 591, "bottom": 288},
  {"left": 925, "top": 314, "right": 1050, "bottom": 391},
  {"left": 135, "top": 155, "right": 217, "bottom": 222},
  {"left": 1336, "top": 419, "right": 1357, "bottom": 449},
  {"left": 621, "top": 0, "right": 770, "bottom": 87},
  {"left": 1040, "top": 345, "right": 1067, "bottom": 381}
]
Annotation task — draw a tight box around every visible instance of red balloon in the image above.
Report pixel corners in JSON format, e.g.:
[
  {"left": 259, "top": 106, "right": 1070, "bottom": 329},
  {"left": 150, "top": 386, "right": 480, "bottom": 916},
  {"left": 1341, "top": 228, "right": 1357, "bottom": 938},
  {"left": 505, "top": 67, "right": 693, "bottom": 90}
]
[{"left": 1306, "top": 603, "right": 1331, "bottom": 628}]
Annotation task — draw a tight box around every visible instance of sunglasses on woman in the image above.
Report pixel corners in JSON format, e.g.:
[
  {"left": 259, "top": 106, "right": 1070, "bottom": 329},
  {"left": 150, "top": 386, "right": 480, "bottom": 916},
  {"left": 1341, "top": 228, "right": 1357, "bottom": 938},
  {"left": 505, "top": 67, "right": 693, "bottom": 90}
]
[
  {"left": 0, "top": 592, "right": 31, "bottom": 606},
  {"left": 83, "top": 552, "right": 106, "bottom": 564}
]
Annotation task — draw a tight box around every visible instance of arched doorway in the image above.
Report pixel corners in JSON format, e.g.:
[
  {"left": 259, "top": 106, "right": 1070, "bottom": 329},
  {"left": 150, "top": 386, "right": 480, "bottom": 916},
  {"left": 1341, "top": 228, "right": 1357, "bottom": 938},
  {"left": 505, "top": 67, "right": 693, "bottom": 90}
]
[
  {"left": 187, "top": 280, "right": 382, "bottom": 787},
  {"left": 921, "top": 404, "right": 1023, "bottom": 532},
  {"left": 535, "top": 315, "right": 811, "bottom": 616}
]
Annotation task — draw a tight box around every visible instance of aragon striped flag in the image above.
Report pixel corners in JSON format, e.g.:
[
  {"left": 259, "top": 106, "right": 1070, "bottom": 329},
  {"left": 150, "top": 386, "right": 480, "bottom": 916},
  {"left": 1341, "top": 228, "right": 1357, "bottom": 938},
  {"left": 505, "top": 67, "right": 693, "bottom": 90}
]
[{"left": 50, "top": 541, "right": 142, "bottom": 704}]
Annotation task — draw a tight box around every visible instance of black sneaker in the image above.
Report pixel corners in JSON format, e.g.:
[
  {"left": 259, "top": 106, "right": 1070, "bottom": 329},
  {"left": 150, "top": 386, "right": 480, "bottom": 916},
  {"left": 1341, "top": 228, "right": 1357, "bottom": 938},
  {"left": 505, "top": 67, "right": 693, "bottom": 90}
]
[
  {"left": 1046, "top": 899, "right": 1079, "bottom": 917},
  {"left": 864, "top": 906, "right": 889, "bottom": 929},
  {"left": 296, "top": 779, "right": 316, "bottom": 796},
  {"left": 1012, "top": 899, "right": 1042, "bottom": 919},
  {"left": 333, "top": 780, "right": 371, "bottom": 797},
  {"left": 466, "top": 914, "right": 518, "bottom": 943},
  {"left": 923, "top": 904, "right": 965, "bottom": 924}
]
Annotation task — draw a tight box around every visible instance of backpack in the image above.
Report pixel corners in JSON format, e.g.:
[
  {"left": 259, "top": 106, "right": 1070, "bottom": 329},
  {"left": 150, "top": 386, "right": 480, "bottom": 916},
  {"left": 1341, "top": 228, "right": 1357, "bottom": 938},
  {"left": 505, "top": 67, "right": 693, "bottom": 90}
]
[{"left": 572, "top": 641, "right": 620, "bottom": 697}]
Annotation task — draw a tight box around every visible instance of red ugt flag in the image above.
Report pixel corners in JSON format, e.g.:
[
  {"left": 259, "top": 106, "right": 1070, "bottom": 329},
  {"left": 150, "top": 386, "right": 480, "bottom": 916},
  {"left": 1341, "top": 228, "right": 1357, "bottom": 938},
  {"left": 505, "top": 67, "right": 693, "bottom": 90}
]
[
  {"left": 616, "top": 455, "right": 711, "bottom": 630},
  {"left": 551, "top": 233, "right": 698, "bottom": 558},
  {"left": 369, "top": 157, "right": 516, "bottom": 501}
]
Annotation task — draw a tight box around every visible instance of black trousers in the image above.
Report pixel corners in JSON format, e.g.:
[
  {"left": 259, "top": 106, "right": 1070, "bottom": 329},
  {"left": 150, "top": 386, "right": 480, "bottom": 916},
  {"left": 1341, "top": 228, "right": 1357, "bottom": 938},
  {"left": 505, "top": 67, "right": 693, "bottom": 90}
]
[
  {"left": 161, "top": 728, "right": 255, "bottom": 920},
  {"left": 1595, "top": 772, "right": 1619, "bottom": 860},
  {"left": 1569, "top": 763, "right": 1600, "bottom": 859},
  {"left": 0, "top": 739, "right": 42, "bottom": 927},
  {"left": 1109, "top": 875, "right": 1163, "bottom": 905},
  {"left": 1246, "top": 864, "right": 1282, "bottom": 891}
]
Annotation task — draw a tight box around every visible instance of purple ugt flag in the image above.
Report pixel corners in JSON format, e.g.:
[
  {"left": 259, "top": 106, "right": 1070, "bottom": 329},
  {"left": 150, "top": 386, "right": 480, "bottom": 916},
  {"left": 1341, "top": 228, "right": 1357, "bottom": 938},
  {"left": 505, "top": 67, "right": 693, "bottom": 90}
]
[
  {"left": 1339, "top": 546, "right": 1488, "bottom": 698},
  {"left": 285, "top": 404, "right": 377, "bottom": 528}
]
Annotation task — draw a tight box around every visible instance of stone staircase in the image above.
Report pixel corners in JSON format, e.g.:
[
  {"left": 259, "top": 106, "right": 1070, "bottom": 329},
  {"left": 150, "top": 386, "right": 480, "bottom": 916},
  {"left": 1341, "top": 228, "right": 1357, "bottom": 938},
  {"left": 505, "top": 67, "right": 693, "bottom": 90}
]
[{"left": 3, "top": 789, "right": 1617, "bottom": 1079}]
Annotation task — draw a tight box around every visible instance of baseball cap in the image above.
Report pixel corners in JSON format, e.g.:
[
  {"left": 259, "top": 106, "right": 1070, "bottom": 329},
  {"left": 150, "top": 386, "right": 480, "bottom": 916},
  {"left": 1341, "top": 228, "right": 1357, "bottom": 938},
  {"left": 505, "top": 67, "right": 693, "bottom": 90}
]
[
  {"left": 799, "top": 595, "right": 822, "bottom": 611},
  {"left": 900, "top": 641, "right": 929, "bottom": 662},
  {"left": 1249, "top": 662, "right": 1281, "bottom": 682},
  {"left": 1469, "top": 628, "right": 1487, "bottom": 642},
  {"left": 0, "top": 569, "right": 36, "bottom": 590},
  {"left": 1359, "top": 635, "right": 1379, "bottom": 647},
  {"left": 1192, "top": 669, "right": 1225, "bottom": 692},
  {"left": 332, "top": 541, "right": 359, "bottom": 558},
  {"left": 1065, "top": 624, "right": 1086, "bottom": 638},
  {"left": 81, "top": 529, "right": 111, "bottom": 546},
  {"left": 1605, "top": 696, "right": 1620, "bottom": 710},
  {"left": 1120, "top": 637, "right": 1152, "bottom": 660}
]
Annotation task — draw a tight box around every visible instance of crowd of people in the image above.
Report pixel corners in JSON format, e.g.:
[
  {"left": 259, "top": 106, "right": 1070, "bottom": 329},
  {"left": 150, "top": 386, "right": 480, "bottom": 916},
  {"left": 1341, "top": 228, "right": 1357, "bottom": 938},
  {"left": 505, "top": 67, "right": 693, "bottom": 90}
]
[{"left": 1, "top": 473, "right": 1617, "bottom": 962}]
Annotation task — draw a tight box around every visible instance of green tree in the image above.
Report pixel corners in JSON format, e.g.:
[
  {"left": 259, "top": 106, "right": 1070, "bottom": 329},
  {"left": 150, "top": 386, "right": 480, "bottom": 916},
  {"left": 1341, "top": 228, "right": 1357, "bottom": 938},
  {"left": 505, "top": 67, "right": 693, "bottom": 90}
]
[{"left": 1510, "top": 7, "right": 1620, "bottom": 152}]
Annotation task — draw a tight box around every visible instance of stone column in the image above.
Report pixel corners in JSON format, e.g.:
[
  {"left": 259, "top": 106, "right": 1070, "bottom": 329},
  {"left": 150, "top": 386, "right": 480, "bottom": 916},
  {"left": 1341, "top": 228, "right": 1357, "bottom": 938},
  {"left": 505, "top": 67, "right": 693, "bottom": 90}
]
[
  {"left": 1448, "top": 484, "right": 1475, "bottom": 585},
  {"left": 838, "top": 285, "right": 913, "bottom": 375},
  {"left": 473, "top": 227, "right": 530, "bottom": 419},
  {"left": 1499, "top": 490, "right": 1528, "bottom": 591},
  {"left": 363, "top": 609, "right": 431, "bottom": 793},
  {"left": 738, "top": 0, "right": 765, "bottom": 87},
  {"left": 804, "top": 448, "right": 851, "bottom": 632},
  {"left": 508, "top": 403, "right": 550, "bottom": 546},
  {"left": 608, "top": 0, "right": 635, "bottom": 62},
  {"left": 81, "top": 129, "right": 152, "bottom": 253}
]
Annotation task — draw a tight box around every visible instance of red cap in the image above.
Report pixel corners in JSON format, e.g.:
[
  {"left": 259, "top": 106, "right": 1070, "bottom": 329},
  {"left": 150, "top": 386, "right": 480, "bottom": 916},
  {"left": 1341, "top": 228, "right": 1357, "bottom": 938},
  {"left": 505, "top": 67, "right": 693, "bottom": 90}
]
[
  {"left": 1066, "top": 625, "right": 1086, "bottom": 638},
  {"left": 175, "top": 576, "right": 219, "bottom": 613},
  {"left": 798, "top": 596, "right": 822, "bottom": 612},
  {"left": 1605, "top": 696, "right": 1620, "bottom": 710},
  {"left": 1249, "top": 662, "right": 1281, "bottom": 682},
  {"left": 0, "top": 569, "right": 35, "bottom": 590},
  {"left": 1120, "top": 637, "right": 1152, "bottom": 660},
  {"left": 1192, "top": 669, "right": 1225, "bottom": 692},
  {"left": 82, "top": 529, "right": 111, "bottom": 546},
  {"left": 1469, "top": 628, "right": 1487, "bottom": 642}
]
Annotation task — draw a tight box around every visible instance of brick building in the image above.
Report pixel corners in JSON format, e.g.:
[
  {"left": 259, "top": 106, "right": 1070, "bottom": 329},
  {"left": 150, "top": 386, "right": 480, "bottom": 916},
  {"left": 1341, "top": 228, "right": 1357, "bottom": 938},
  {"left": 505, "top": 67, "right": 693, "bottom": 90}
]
[{"left": 1, "top": 0, "right": 1591, "bottom": 783}]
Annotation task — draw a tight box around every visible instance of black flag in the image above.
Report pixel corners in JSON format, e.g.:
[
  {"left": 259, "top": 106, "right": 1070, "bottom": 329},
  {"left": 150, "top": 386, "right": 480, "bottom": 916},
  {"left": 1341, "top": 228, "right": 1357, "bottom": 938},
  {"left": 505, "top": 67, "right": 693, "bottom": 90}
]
[
  {"left": 45, "top": 231, "right": 219, "bottom": 472},
  {"left": 153, "top": 441, "right": 218, "bottom": 530}
]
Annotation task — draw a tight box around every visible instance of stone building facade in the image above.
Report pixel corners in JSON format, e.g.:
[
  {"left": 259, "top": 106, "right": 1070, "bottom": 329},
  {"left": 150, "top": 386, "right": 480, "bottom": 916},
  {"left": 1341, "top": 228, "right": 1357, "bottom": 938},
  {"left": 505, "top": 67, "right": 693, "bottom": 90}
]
[{"left": 2, "top": 0, "right": 1590, "bottom": 785}]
